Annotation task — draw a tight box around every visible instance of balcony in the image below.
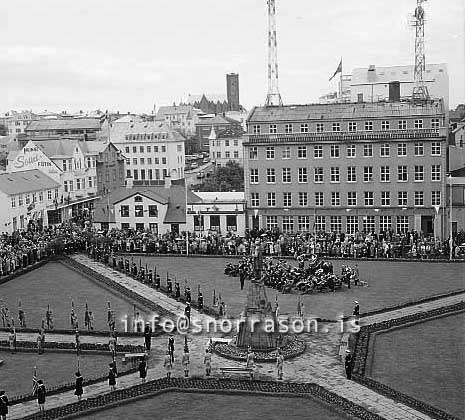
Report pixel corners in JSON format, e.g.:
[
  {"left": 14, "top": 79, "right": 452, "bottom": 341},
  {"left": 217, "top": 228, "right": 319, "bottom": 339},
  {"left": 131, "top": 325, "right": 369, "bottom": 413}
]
[{"left": 244, "top": 128, "right": 446, "bottom": 145}]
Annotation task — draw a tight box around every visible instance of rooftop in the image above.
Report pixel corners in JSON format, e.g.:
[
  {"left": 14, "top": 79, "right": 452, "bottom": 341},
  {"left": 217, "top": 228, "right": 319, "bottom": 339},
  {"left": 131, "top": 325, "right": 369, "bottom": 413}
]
[
  {"left": 26, "top": 118, "right": 101, "bottom": 132},
  {"left": 195, "top": 191, "right": 245, "bottom": 203},
  {"left": 0, "top": 169, "right": 60, "bottom": 195},
  {"left": 247, "top": 100, "right": 445, "bottom": 123},
  {"left": 197, "top": 114, "right": 242, "bottom": 126}
]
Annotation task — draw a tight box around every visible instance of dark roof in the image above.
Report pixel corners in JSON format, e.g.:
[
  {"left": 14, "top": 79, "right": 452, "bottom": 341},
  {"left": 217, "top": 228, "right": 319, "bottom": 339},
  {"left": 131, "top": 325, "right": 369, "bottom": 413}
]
[
  {"left": 0, "top": 169, "right": 60, "bottom": 195},
  {"left": 450, "top": 167, "right": 465, "bottom": 177},
  {"left": 196, "top": 114, "right": 241, "bottom": 126},
  {"left": 26, "top": 119, "right": 101, "bottom": 132},
  {"left": 247, "top": 101, "right": 445, "bottom": 123},
  {"left": 217, "top": 127, "right": 245, "bottom": 138}
]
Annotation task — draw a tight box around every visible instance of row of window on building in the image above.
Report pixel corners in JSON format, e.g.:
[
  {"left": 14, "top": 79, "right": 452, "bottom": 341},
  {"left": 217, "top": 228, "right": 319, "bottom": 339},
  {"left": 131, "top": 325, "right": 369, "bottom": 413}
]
[
  {"left": 249, "top": 142, "right": 442, "bottom": 160},
  {"left": 63, "top": 177, "right": 97, "bottom": 193},
  {"left": 213, "top": 151, "right": 241, "bottom": 159},
  {"left": 211, "top": 139, "right": 240, "bottom": 147},
  {"left": 126, "top": 168, "right": 169, "bottom": 180},
  {"left": 126, "top": 157, "right": 168, "bottom": 166},
  {"left": 251, "top": 165, "right": 442, "bottom": 184},
  {"left": 124, "top": 133, "right": 168, "bottom": 141},
  {"left": 10, "top": 189, "right": 60, "bottom": 208},
  {"left": 120, "top": 204, "right": 159, "bottom": 218},
  {"left": 250, "top": 190, "right": 441, "bottom": 207},
  {"left": 62, "top": 157, "right": 96, "bottom": 172},
  {"left": 251, "top": 118, "right": 441, "bottom": 134},
  {"left": 263, "top": 215, "right": 412, "bottom": 235},
  {"left": 123, "top": 145, "right": 174, "bottom": 154}
]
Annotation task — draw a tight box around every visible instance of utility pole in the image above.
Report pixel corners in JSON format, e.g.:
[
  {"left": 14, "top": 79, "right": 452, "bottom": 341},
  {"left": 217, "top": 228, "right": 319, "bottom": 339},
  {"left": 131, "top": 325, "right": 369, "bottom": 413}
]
[{"left": 265, "top": 0, "right": 283, "bottom": 106}]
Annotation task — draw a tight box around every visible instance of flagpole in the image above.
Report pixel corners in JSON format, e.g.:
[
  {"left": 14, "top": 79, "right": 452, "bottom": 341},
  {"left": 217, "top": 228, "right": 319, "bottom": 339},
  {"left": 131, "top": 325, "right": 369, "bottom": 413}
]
[
  {"left": 339, "top": 57, "right": 343, "bottom": 102},
  {"left": 185, "top": 179, "right": 189, "bottom": 256}
]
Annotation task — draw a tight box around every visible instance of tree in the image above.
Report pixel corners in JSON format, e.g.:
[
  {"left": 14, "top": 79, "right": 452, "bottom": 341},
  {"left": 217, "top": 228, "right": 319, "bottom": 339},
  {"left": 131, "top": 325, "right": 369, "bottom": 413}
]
[{"left": 195, "top": 161, "right": 244, "bottom": 192}]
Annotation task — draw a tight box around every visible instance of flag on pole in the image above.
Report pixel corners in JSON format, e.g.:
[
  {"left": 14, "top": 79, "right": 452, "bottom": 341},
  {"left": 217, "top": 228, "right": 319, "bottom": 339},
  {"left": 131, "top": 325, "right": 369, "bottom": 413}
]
[
  {"left": 32, "top": 367, "right": 38, "bottom": 395},
  {"left": 329, "top": 59, "right": 342, "bottom": 81}
]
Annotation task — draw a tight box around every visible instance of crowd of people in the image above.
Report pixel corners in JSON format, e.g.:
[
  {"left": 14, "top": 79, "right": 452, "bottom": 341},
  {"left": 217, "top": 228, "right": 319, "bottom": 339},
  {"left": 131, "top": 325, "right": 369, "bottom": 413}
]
[
  {"left": 86, "top": 227, "right": 465, "bottom": 260},
  {"left": 1, "top": 224, "right": 464, "bottom": 277}
]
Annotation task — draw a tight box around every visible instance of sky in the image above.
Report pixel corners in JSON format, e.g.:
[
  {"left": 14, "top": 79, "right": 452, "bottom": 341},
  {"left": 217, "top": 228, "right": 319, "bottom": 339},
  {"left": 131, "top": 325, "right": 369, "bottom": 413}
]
[{"left": 1, "top": 0, "right": 464, "bottom": 114}]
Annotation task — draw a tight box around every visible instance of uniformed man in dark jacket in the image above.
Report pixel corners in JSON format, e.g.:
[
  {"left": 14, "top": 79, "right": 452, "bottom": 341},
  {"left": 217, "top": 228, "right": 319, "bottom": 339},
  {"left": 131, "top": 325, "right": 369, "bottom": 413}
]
[
  {"left": 345, "top": 350, "right": 353, "bottom": 379},
  {"left": 144, "top": 323, "right": 152, "bottom": 351},
  {"left": 198, "top": 292, "right": 204, "bottom": 311}
]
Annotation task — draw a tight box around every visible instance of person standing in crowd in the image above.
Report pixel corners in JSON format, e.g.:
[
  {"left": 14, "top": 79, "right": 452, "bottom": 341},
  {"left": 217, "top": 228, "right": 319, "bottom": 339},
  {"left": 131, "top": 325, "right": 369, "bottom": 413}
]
[
  {"left": 144, "top": 322, "right": 152, "bottom": 352},
  {"left": 18, "top": 305, "right": 26, "bottom": 328},
  {"left": 168, "top": 335, "right": 175, "bottom": 363},
  {"left": 184, "top": 302, "right": 191, "bottom": 324},
  {"left": 0, "top": 390, "right": 8, "bottom": 420},
  {"left": 108, "top": 363, "right": 117, "bottom": 391},
  {"left": 164, "top": 350, "right": 173, "bottom": 379},
  {"left": 182, "top": 348, "right": 190, "bottom": 378},
  {"left": 246, "top": 347, "right": 255, "bottom": 369},
  {"left": 197, "top": 291, "right": 204, "bottom": 312},
  {"left": 108, "top": 333, "right": 116, "bottom": 359},
  {"left": 276, "top": 350, "right": 284, "bottom": 380},
  {"left": 8, "top": 328, "right": 15, "bottom": 355},
  {"left": 239, "top": 269, "right": 245, "bottom": 290},
  {"left": 204, "top": 348, "right": 212, "bottom": 377},
  {"left": 139, "top": 357, "right": 147, "bottom": 384},
  {"left": 74, "top": 372, "right": 83, "bottom": 401},
  {"left": 75, "top": 328, "right": 81, "bottom": 356},
  {"left": 345, "top": 350, "right": 353, "bottom": 379},
  {"left": 36, "top": 380, "right": 46, "bottom": 413}
]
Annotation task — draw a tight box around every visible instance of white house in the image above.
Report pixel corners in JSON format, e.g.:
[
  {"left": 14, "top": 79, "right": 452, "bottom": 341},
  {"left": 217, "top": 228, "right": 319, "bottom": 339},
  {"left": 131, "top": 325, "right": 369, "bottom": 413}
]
[
  {"left": 110, "top": 117, "right": 185, "bottom": 183},
  {"left": 191, "top": 191, "right": 246, "bottom": 235},
  {"left": 0, "top": 169, "right": 61, "bottom": 233}
]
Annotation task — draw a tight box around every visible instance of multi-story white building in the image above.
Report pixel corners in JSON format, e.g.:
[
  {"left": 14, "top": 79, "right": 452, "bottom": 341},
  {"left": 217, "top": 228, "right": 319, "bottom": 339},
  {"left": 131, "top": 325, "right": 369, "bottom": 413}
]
[
  {"left": 7, "top": 139, "right": 100, "bottom": 223},
  {"left": 208, "top": 126, "right": 244, "bottom": 167},
  {"left": 0, "top": 169, "right": 61, "bottom": 233},
  {"left": 350, "top": 64, "right": 449, "bottom": 108},
  {"left": 110, "top": 116, "right": 185, "bottom": 184},
  {"left": 155, "top": 105, "right": 200, "bottom": 136},
  {"left": 3, "top": 110, "right": 40, "bottom": 136}
]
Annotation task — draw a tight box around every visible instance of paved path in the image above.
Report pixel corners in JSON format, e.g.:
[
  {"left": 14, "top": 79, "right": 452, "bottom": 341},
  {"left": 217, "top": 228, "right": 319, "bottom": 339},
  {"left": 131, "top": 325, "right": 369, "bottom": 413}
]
[
  {"left": 7, "top": 257, "right": 463, "bottom": 420},
  {"left": 70, "top": 255, "right": 213, "bottom": 325},
  {"left": 362, "top": 292, "right": 465, "bottom": 326}
]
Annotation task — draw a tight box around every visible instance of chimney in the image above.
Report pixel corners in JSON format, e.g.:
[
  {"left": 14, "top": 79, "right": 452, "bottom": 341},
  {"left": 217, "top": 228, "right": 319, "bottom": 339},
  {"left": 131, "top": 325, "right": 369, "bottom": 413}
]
[
  {"left": 389, "top": 81, "right": 401, "bottom": 102},
  {"left": 164, "top": 174, "right": 171, "bottom": 189},
  {"left": 126, "top": 178, "right": 133, "bottom": 189}
]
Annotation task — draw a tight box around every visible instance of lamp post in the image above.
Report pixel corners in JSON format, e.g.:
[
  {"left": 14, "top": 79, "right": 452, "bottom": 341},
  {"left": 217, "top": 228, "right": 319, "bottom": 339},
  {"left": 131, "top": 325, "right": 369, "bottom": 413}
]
[{"left": 448, "top": 174, "right": 453, "bottom": 260}]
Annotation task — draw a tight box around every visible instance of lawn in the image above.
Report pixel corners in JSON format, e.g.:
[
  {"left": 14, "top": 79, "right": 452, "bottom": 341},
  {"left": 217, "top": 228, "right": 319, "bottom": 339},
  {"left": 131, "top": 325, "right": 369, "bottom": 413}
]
[
  {"left": 137, "top": 256, "right": 465, "bottom": 320},
  {"left": 79, "top": 392, "right": 352, "bottom": 420},
  {"left": 368, "top": 311, "right": 465, "bottom": 419},
  {"left": 0, "top": 351, "right": 124, "bottom": 397},
  {"left": 0, "top": 262, "right": 151, "bottom": 332}
]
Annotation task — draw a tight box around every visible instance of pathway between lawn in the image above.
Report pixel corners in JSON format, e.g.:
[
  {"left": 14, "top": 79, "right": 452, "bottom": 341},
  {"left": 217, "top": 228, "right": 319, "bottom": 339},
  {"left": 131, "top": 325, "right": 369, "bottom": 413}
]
[{"left": 5, "top": 256, "right": 462, "bottom": 420}]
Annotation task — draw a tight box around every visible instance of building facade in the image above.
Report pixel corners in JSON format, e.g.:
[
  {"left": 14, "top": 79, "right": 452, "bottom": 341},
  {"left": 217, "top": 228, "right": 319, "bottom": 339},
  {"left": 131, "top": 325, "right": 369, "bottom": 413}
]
[
  {"left": 3, "top": 111, "right": 40, "bottom": 137},
  {"left": 191, "top": 191, "right": 246, "bottom": 235},
  {"left": 155, "top": 105, "right": 200, "bottom": 136},
  {"left": 244, "top": 101, "right": 447, "bottom": 239},
  {"left": 349, "top": 64, "right": 449, "bottom": 108},
  {"left": 195, "top": 114, "right": 243, "bottom": 152},
  {"left": 5, "top": 139, "right": 121, "bottom": 224},
  {"left": 0, "top": 169, "right": 61, "bottom": 233},
  {"left": 208, "top": 127, "right": 244, "bottom": 167},
  {"left": 110, "top": 117, "right": 185, "bottom": 183},
  {"left": 22, "top": 118, "right": 101, "bottom": 146}
]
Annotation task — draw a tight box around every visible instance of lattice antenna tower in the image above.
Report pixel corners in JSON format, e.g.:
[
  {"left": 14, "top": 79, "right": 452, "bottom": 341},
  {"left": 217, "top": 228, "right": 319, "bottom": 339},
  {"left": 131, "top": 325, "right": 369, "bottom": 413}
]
[
  {"left": 411, "top": 0, "right": 429, "bottom": 101},
  {"left": 265, "top": 0, "right": 283, "bottom": 106}
]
